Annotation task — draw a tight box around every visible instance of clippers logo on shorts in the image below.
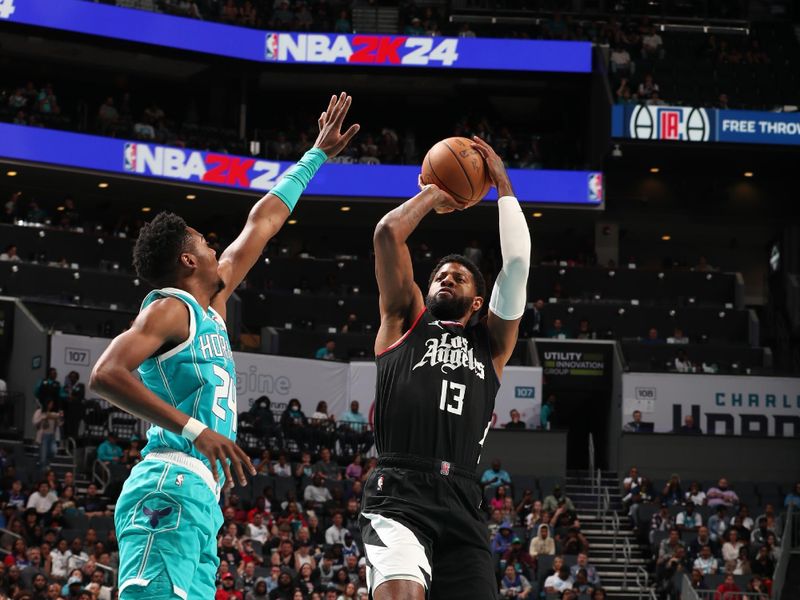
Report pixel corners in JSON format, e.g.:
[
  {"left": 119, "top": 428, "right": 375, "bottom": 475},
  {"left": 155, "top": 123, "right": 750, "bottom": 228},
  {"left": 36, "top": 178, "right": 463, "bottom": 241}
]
[
  {"left": 440, "top": 461, "right": 451, "bottom": 476},
  {"left": 131, "top": 492, "right": 181, "bottom": 533},
  {"left": 629, "top": 105, "right": 710, "bottom": 142},
  {"left": 377, "top": 475, "right": 384, "bottom": 492},
  {"left": 587, "top": 172, "right": 603, "bottom": 203},
  {"left": 412, "top": 331, "right": 486, "bottom": 380}
]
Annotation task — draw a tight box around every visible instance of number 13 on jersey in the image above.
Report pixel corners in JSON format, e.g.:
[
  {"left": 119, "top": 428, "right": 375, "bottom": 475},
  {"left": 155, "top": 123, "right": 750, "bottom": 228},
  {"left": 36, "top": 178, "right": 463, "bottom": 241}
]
[{"left": 439, "top": 379, "right": 465, "bottom": 416}]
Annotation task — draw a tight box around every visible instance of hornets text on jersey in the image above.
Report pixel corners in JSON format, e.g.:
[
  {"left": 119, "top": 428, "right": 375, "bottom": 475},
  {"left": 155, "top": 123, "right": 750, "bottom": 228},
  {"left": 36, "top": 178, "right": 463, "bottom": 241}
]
[{"left": 137, "top": 287, "right": 237, "bottom": 484}]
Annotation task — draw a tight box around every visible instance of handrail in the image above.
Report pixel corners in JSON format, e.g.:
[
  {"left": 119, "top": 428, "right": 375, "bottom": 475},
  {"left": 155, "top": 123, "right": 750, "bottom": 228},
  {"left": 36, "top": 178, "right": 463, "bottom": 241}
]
[
  {"left": 69, "top": 553, "right": 118, "bottom": 577},
  {"left": 621, "top": 537, "right": 632, "bottom": 590},
  {"left": 0, "top": 528, "right": 23, "bottom": 541},
  {"left": 680, "top": 573, "right": 701, "bottom": 600},
  {"left": 596, "top": 469, "right": 603, "bottom": 517},
  {"left": 634, "top": 566, "right": 651, "bottom": 599},
  {"left": 588, "top": 432, "right": 595, "bottom": 497},
  {"left": 610, "top": 511, "right": 620, "bottom": 561},
  {"left": 771, "top": 505, "right": 794, "bottom": 599},
  {"left": 92, "top": 459, "right": 110, "bottom": 493},
  {"left": 64, "top": 436, "right": 76, "bottom": 458},
  {"left": 600, "top": 487, "right": 611, "bottom": 531}
]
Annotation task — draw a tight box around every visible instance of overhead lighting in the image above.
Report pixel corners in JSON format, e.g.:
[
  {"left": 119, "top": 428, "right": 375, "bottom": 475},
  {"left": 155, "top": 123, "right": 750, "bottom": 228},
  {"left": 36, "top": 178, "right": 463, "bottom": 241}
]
[
  {"left": 141, "top": 207, "right": 152, "bottom": 213},
  {"left": 186, "top": 194, "right": 196, "bottom": 200},
  {"left": 340, "top": 206, "right": 351, "bottom": 212},
  {"left": 661, "top": 234, "right": 671, "bottom": 241},
  {"left": 649, "top": 167, "right": 660, "bottom": 173},
  {"left": 6, "top": 170, "right": 17, "bottom": 177},
  {"left": 288, "top": 219, "right": 297, "bottom": 225},
  {"left": 743, "top": 171, "right": 753, "bottom": 178},
  {"left": 57, "top": 206, "right": 65, "bottom": 212},
  {"left": 532, "top": 212, "right": 543, "bottom": 218},
  {"left": 98, "top": 182, "right": 109, "bottom": 189}
]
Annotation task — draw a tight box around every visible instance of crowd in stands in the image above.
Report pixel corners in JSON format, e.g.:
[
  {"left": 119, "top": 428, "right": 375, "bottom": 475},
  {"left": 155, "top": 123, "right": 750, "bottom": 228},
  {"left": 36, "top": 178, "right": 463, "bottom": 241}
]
[{"left": 621, "top": 466, "right": 799, "bottom": 599}]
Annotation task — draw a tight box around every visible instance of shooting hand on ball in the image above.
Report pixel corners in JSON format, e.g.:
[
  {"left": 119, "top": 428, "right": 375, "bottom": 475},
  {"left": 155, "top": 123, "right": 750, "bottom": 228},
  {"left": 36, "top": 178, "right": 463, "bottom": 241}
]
[
  {"left": 417, "top": 174, "right": 467, "bottom": 214},
  {"left": 471, "top": 135, "right": 515, "bottom": 198}
]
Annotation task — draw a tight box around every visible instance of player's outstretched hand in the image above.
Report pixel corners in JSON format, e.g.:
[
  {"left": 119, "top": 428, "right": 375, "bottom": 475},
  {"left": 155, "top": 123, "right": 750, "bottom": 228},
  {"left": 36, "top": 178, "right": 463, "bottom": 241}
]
[
  {"left": 315, "top": 92, "right": 360, "bottom": 158},
  {"left": 471, "top": 135, "right": 514, "bottom": 197},
  {"left": 417, "top": 174, "right": 468, "bottom": 214},
  {"left": 194, "top": 428, "right": 256, "bottom": 489}
]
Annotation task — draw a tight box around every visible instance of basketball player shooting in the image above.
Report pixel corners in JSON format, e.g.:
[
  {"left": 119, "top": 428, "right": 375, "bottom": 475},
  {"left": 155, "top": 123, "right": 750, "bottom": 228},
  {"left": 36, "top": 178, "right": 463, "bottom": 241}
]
[
  {"left": 89, "top": 93, "right": 358, "bottom": 600},
  {"left": 362, "top": 135, "right": 532, "bottom": 600}
]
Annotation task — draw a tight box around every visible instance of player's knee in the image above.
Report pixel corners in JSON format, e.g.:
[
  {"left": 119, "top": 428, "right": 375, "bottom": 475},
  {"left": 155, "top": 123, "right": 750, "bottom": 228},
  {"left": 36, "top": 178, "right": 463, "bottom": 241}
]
[{"left": 373, "top": 579, "right": 427, "bottom": 600}]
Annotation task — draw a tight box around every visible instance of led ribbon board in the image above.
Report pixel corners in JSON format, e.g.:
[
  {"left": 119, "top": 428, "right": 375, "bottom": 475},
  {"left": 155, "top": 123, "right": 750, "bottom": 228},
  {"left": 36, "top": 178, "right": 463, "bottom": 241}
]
[
  {"left": 0, "top": 0, "right": 591, "bottom": 73},
  {"left": 0, "top": 124, "right": 603, "bottom": 206}
]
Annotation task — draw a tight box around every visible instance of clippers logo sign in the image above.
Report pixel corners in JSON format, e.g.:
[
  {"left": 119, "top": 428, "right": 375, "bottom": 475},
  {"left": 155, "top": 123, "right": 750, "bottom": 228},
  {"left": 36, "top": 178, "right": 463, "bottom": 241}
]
[
  {"left": 123, "top": 142, "right": 286, "bottom": 191},
  {"left": 264, "top": 33, "right": 459, "bottom": 67},
  {"left": 629, "top": 105, "right": 710, "bottom": 142}
]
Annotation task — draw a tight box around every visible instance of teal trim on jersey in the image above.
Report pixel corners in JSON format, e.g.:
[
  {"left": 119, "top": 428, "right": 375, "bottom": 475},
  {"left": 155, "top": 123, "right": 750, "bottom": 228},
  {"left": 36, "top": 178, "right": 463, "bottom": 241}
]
[{"left": 138, "top": 288, "right": 237, "bottom": 483}]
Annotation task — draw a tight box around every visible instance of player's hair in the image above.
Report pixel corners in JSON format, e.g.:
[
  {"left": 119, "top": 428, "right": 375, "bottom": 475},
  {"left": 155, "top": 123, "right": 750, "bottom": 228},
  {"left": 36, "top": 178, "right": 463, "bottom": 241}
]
[
  {"left": 427, "top": 253, "right": 486, "bottom": 299},
  {"left": 132, "top": 212, "right": 190, "bottom": 287}
]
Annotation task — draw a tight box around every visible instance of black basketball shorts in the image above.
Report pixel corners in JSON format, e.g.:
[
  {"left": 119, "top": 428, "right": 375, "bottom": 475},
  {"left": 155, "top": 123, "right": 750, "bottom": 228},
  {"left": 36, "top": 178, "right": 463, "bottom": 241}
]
[{"left": 359, "top": 454, "right": 498, "bottom": 600}]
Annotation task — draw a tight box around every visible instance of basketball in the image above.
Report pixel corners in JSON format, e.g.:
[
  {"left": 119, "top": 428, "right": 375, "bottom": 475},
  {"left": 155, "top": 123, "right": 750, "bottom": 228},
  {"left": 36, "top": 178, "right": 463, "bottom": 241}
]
[{"left": 421, "top": 137, "right": 492, "bottom": 207}]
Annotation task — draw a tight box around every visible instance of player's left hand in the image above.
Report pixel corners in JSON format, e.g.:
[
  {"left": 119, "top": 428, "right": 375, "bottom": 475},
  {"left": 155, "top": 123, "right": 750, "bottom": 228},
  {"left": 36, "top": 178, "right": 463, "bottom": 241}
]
[
  {"left": 314, "top": 92, "right": 360, "bottom": 158},
  {"left": 471, "top": 135, "right": 514, "bottom": 197}
]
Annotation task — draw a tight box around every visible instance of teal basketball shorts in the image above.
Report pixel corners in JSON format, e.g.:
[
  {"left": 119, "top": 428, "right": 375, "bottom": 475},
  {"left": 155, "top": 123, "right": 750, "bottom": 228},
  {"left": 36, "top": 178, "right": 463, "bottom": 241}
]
[{"left": 115, "top": 451, "right": 223, "bottom": 600}]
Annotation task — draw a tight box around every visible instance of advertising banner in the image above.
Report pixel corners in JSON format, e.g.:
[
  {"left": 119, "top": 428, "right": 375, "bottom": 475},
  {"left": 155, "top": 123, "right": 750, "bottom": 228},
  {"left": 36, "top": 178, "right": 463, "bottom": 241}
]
[
  {"left": 612, "top": 104, "right": 800, "bottom": 146},
  {"left": 535, "top": 340, "right": 614, "bottom": 389},
  {"left": 0, "top": 0, "right": 590, "bottom": 73},
  {"left": 348, "top": 362, "right": 542, "bottom": 429},
  {"left": 0, "top": 124, "right": 604, "bottom": 206},
  {"left": 622, "top": 372, "right": 800, "bottom": 437}
]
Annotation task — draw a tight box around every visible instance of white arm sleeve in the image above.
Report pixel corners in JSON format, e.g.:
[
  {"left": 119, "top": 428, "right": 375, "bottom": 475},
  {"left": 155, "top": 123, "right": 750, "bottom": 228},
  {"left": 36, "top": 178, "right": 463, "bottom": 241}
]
[{"left": 489, "top": 196, "right": 531, "bottom": 320}]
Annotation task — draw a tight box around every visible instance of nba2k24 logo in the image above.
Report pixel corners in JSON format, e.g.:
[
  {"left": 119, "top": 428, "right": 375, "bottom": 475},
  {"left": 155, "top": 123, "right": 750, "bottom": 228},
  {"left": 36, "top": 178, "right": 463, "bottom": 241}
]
[
  {"left": 0, "top": 0, "right": 16, "bottom": 19},
  {"left": 265, "top": 32, "right": 460, "bottom": 66},
  {"left": 629, "top": 105, "right": 710, "bottom": 142},
  {"left": 412, "top": 333, "right": 485, "bottom": 380}
]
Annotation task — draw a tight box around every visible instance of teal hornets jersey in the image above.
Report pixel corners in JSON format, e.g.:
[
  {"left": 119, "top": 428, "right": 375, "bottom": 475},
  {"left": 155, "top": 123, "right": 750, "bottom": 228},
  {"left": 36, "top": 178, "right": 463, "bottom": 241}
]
[{"left": 137, "top": 287, "right": 237, "bottom": 481}]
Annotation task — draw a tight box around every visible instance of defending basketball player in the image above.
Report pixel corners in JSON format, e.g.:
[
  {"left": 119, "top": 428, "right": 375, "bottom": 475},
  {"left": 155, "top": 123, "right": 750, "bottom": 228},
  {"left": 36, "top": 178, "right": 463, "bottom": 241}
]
[
  {"left": 361, "top": 136, "right": 531, "bottom": 599},
  {"left": 89, "top": 93, "right": 358, "bottom": 600}
]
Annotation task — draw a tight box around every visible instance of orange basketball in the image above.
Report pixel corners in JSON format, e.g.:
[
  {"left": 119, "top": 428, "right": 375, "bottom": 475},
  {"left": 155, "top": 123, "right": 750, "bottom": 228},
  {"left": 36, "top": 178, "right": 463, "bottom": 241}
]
[{"left": 421, "top": 137, "right": 492, "bottom": 208}]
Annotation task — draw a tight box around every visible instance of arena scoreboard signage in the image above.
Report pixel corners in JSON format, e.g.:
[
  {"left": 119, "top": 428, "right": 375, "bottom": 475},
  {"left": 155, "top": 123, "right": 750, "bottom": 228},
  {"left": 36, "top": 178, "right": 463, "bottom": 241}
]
[
  {"left": 0, "top": 0, "right": 591, "bottom": 73},
  {"left": 0, "top": 123, "right": 604, "bottom": 206},
  {"left": 612, "top": 104, "right": 800, "bottom": 146}
]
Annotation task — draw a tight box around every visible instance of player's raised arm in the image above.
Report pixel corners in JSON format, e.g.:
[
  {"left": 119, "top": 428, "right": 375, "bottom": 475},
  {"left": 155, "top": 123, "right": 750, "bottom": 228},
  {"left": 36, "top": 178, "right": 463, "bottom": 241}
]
[
  {"left": 214, "top": 92, "right": 359, "bottom": 311},
  {"left": 372, "top": 180, "right": 465, "bottom": 354},
  {"left": 89, "top": 300, "right": 254, "bottom": 487},
  {"left": 471, "top": 136, "right": 532, "bottom": 377}
]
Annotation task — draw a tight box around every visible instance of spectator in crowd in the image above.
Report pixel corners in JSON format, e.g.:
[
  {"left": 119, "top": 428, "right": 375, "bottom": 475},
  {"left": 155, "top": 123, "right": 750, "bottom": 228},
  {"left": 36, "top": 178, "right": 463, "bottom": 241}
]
[
  {"left": 35, "top": 368, "right": 61, "bottom": 410},
  {"left": 721, "top": 529, "right": 745, "bottom": 572},
  {"left": 685, "top": 481, "right": 707, "bottom": 506},
  {"left": 750, "top": 545, "right": 775, "bottom": 578},
  {"left": 543, "top": 485, "right": 575, "bottom": 513},
  {"left": 715, "top": 573, "right": 742, "bottom": 599},
  {"left": 688, "top": 525, "right": 718, "bottom": 560},
  {"left": 543, "top": 564, "right": 573, "bottom": 595},
  {"left": 784, "top": 482, "right": 800, "bottom": 509},
  {"left": 676, "top": 503, "right": 702, "bottom": 532},
  {"left": 97, "top": 97, "right": 119, "bottom": 134},
  {"left": 77, "top": 483, "right": 110, "bottom": 517},
  {"left": 546, "top": 319, "right": 569, "bottom": 339},
  {"left": 481, "top": 459, "right": 512, "bottom": 490},
  {"left": 659, "top": 528, "right": 684, "bottom": 563},
  {"left": 675, "top": 414, "right": 702, "bottom": 435},
  {"left": 641, "top": 26, "right": 664, "bottom": 59},
  {"left": 25, "top": 481, "right": 57, "bottom": 514},
  {"left": 707, "top": 506, "right": 728, "bottom": 543},
  {"left": 303, "top": 473, "right": 332, "bottom": 513},
  {"left": 0, "top": 244, "right": 21, "bottom": 261},
  {"left": 707, "top": 478, "right": 739, "bottom": 508},
  {"left": 338, "top": 401, "right": 371, "bottom": 455},
  {"left": 733, "top": 545, "right": 752, "bottom": 575},
  {"left": 96, "top": 432, "right": 123, "bottom": 465},
  {"left": 643, "top": 327, "right": 661, "bottom": 344},
  {"left": 747, "top": 575, "right": 769, "bottom": 599},
  {"left": 529, "top": 523, "right": 555, "bottom": 557},
  {"left": 623, "top": 410, "right": 647, "bottom": 433},
  {"left": 570, "top": 553, "right": 601, "bottom": 587},
  {"left": 340, "top": 313, "right": 361, "bottom": 333},
  {"left": 502, "top": 537, "right": 535, "bottom": 578},
  {"left": 575, "top": 318, "right": 595, "bottom": 340},
  {"left": 32, "top": 400, "right": 62, "bottom": 468},
  {"left": 490, "top": 522, "right": 515, "bottom": 558},
  {"left": 325, "top": 512, "right": 347, "bottom": 546},
  {"left": 61, "top": 370, "right": 85, "bottom": 440},
  {"left": 504, "top": 409, "right": 526, "bottom": 429},
  {"left": 345, "top": 453, "right": 363, "bottom": 481},
  {"left": 674, "top": 349, "right": 694, "bottom": 373},
  {"left": 562, "top": 527, "right": 590, "bottom": 555},
  {"left": 755, "top": 503, "right": 782, "bottom": 537},
  {"left": 499, "top": 564, "right": 533, "bottom": 598},
  {"left": 667, "top": 328, "right": 689, "bottom": 344},
  {"left": 314, "top": 447, "right": 340, "bottom": 480},
  {"left": 334, "top": 10, "right": 352, "bottom": 33},
  {"left": 637, "top": 74, "right": 660, "bottom": 100},
  {"left": 692, "top": 545, "right": 719, "bottom": 575},
  {"left": 280, "top": 399, "right": 309, "bottom": 451},
  {"left": 662, "top": 474, "right": 684, "bottom": 505},
  {"left": 315, "top": 340, "right": 337, "bottom": 360},
  {"left": 610, "top": 45, "right": 634, "bottom": 76},
  {"left": 540, "top": 394, "right": 555, "bottom": 430}
]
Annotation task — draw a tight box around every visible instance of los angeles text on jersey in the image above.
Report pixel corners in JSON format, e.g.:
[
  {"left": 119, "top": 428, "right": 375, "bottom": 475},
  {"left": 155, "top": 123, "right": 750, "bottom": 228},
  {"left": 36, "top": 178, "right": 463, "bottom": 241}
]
[
  {"left": 265, "top": 33, "right": 460, "bottom": 67},
  {"left": 412, "top": 332, "right": 486, "bottom": 380},
  {"left": 123, "top": 143, "right": 288, "bottom": 191}
]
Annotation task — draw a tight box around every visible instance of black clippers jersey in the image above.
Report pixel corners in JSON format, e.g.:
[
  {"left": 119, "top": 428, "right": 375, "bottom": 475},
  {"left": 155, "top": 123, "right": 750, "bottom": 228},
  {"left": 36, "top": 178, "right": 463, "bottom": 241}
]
[{"left": 374, "top": 309, "right": 501, "bottom": 468}]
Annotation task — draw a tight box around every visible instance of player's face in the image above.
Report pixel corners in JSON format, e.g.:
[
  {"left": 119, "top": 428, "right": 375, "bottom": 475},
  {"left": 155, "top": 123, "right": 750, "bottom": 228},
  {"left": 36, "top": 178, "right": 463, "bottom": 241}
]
[
  {"left": 426, "top": 262, "right": 482, "bottom": 321},
  {"left": 187, "top": 227, "right": 225, "bottom": 296}
]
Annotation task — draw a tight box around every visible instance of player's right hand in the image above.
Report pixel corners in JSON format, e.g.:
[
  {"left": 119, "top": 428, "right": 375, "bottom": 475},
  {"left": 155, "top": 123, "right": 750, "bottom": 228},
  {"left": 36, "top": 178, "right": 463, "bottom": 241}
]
[
  {"left": 417, "top": 174, "right": 467, "bottom": 214},
  {"left": 194, "top": 428, "right": 256, "bottom": 488}
]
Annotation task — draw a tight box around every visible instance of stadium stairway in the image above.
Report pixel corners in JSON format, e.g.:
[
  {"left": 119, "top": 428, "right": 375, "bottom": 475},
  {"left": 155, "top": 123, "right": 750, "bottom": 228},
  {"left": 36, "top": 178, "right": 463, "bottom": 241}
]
[{"left": 566, "top": 470, "right": 653, "bottom": 599}]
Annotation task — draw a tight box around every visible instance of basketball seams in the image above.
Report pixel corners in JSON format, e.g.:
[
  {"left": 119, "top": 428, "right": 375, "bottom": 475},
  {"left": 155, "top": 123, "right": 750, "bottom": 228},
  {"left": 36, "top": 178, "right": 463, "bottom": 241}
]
[
  {"left": 426, "top": 153, "right": 471, "bottom": 203},
  {"left": 442, "top": 140, "right": 476, "bottom": 202}
]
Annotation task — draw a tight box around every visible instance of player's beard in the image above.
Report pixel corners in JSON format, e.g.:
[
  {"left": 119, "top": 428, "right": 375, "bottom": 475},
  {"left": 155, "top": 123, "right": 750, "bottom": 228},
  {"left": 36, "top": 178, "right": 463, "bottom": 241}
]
[{"left": 426, "top": 292, "right": 473, "bottom": 321}]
